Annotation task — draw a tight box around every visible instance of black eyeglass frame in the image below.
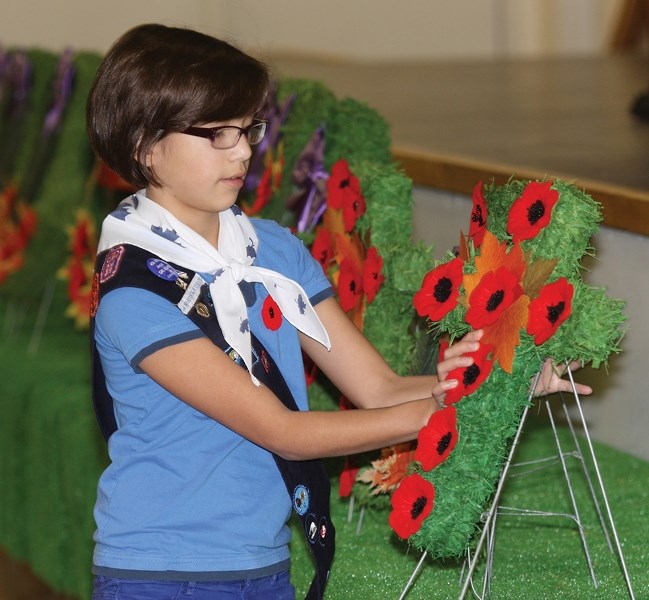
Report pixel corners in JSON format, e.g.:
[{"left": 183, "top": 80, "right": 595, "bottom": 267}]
[{"left": 181, "top": 120, "right": 267, "bottom": 149}]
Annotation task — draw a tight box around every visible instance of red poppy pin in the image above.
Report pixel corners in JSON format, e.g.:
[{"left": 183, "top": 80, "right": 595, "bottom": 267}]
[
  {"left": 262, "top": 295, "right": 283, "bottom": 331},
  {"left": 465, "top": 265, "right": 524, "bottom": 329},
  {"left": 469, "top": 181, "right": 488, "bottom": 246}
]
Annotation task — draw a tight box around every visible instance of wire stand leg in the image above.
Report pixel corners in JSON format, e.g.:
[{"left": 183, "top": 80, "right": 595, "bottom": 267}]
[
  {"left": 398, "top": 550, "right": 428, "bottom": 600},
  {"left": 457, "top": 398, "right": 533, "bottom": 600},
  {"left": 565, "top": 367, "right": 636, "bottom": 599},
  {"left": 544, "top": 397, "right": 598, "bottom": 587},
  {"left": 561, "top": 398, "right": 614, "bottom": 553}
]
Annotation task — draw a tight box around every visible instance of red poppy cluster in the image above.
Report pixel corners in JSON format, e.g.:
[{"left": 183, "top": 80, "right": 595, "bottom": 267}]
[
  {"left": 388, "top": 404, "right": 461, "bottom": 538},
  {"left": 414, "top": 179, "right": 573, "bottom": 383},
  {"left": 0, "top": 183, "right": 38, "bottom": 284},
  {"left": 312, "top": 159, "right": 384, "bottom": 328},
  {"left": 57, "top": 209, "right": 97, "bottom": 328}
]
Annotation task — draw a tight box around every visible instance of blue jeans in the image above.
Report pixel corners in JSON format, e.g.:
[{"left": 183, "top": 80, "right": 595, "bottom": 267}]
[{"left": 91, "top": 570, "right": 296, "bottom": 599}]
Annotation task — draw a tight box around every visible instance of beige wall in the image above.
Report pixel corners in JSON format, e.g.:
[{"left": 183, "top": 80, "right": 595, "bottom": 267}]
[{"left": 1, "top": 0, "right": 624, "bottom": 60}]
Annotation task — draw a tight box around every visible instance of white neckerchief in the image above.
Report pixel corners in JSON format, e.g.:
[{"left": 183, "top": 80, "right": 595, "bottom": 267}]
[{"left": 98, "top": 191, "right": 330, "bottom": 384}]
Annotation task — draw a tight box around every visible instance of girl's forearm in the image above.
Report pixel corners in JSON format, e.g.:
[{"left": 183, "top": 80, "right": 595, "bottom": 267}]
[{"left": 269, "top": 397, "right": 434, "bottom": 461}]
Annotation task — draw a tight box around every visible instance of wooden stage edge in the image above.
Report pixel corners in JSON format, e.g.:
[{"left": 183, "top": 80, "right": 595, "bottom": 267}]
[{"left": 393, "top": 145, "right": 649, "bottom": 237}]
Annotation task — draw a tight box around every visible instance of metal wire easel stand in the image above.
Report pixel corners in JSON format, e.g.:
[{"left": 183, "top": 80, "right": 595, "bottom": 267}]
[{"left": 399, "top": 366, "right": 635, "bottom": 600}]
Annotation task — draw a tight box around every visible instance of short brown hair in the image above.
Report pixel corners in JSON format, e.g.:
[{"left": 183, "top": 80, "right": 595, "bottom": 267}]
[{"left": 87, "top": 23, "right": 270, "bottom": 187}]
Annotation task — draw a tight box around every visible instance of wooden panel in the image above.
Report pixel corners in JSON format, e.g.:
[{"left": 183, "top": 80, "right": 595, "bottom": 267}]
[{"left": 270, "top": 54, "right": 649, "bottom": 236}]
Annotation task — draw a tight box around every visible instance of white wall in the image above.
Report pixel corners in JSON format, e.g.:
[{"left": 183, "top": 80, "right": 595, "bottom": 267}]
[{"left": 0, "top": 0, "right": 625, "bottom": 60}]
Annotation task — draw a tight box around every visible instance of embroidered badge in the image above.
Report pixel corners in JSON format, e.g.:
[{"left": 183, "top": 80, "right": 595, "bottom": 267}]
[
  {"left": 305, "top": 514, "right": 318, "bottom": 544},
  {"left": 318, "top": 517, "right": 328, "bottom": 546},
  {"left": 100, "top": 245, "right": 125, "bottom": 283},
  {"left": 260, "top": 350, "right": 271, "bottom": 373},
  {"left": 89, "top": 272, "right": 100, "bottom": 318},
  {"left": 226, "top": 345, "right": 259, "bottom": 369},
  {"left": 293, "top": 484, "right": 310, "bottom": 516}
]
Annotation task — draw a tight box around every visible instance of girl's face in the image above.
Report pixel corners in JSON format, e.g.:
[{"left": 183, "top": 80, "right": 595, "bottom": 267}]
[{"left": 144, "top": 118, "right": 253, "bottom": 245}]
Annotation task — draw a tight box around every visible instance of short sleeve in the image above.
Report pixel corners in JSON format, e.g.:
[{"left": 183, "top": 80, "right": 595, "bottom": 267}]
[{"left": 95, "top": 286, "right": 204, "bottom": 370}]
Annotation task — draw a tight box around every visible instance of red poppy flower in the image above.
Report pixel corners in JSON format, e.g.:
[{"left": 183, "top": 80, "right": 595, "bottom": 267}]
[
  {"left": 468, "top": 181, "right": 488, "bottom": 247},
  {"left": 415, "top": 405, "right": 458, "bottom": 471},
  {"left": 413, "top": 257, "right": 464, "bottom": 321},
  {"left": 526, "top": 277, "right": 574, "bottom": 345},
  {"left": 507, "top": 180, "right": 559, "bottom": 242},
  {"left": 262, "top": 294, "right": 283, "bottom": 330},
  {"left": 341, "top": 186, "right": 366, "bottom": 233},
  {"left": 243, "top": 163, "right": 273, "bottom": 216},
  {"left": 465, "top": 265, "right": 523, "bottom": 329},
  {"left": 311, "top": 227, "right": 333, "bottom": 272},
  {"left": 96, "top": 161, "right": 137, "bottom": 192},
  {"left": 362, "top": 246, "right": 385, "bottom": 303},
  {"left": 388, "top": 473, "right": 435, "bottom": 539},
  {"left": 69, "top": 215, "right": 95, "bottom": 258},
  {"left": 444, "top": 343, "right": 494, "bottom": 405},
  {"left": 339, "top": 457, "right": 360, "bottom": 498},
  {"left": 326, "top": 159, "right": 362, "bottom": 211},
  {"left": 337, "top": 257, "right": 363, "bottom": 312}
]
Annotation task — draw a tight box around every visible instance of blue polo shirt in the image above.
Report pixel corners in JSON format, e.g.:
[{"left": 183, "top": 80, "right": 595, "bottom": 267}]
[{"left": 92, "top": 218, "right": 333, "bottom": 580}]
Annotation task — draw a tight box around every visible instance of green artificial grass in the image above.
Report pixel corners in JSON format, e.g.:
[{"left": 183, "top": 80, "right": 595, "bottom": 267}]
[{"left": 291, "top": 418, "right": 648, "bottom": 599}]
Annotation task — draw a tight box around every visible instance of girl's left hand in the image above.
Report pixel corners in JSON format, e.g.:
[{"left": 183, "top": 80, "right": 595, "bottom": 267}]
[{"left": 534, "top": 358, "right": 592, "bottom": 397}]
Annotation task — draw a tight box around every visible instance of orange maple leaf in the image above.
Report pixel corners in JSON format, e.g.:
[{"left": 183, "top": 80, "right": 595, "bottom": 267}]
[
  {"left": 464, "top": 231, "right": 526, "bottom": 299},
  {"left": 482, "top": 294, "right": 530, "bottom": 373},
  {"left": 522, "top": 253, "right": 558, "bottom": 299}
]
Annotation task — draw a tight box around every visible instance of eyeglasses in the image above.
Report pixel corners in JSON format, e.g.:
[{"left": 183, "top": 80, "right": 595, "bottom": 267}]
[{"left": 181, "top": 120, "right": 267, "bottom": 149}]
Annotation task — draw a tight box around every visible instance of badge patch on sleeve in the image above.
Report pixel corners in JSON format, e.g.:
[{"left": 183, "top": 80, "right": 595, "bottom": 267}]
[{"left": 100, "top": 245, "right": 125, "bottom": 283}]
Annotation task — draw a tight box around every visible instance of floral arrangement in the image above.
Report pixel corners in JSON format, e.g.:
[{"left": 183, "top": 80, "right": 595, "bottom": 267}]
[
  {"left": 373, "top": 178, "right": 625, "bottom": 558},
  {"left": 0, "top": 183, "right": 38, "bottom": 283},
  {"left": 238, "top": 78, "right": 431, "bottom": 384},
  {"left": 57, "top": 209, "right": 97, "bottom": 328}
]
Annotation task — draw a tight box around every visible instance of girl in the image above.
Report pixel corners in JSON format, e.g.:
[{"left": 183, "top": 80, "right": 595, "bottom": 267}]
[{"left": 87, "top": 23, "right": 590, "bottom": 600}]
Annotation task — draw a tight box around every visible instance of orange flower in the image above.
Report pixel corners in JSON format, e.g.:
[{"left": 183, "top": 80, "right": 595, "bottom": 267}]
[{"left": 356, "top": 443, "right": 417, "bottom": 495}]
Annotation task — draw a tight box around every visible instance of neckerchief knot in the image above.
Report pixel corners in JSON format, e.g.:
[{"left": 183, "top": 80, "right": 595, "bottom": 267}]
[{"left": 97, "top": 192, "right": 331, "bottom": 384}]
